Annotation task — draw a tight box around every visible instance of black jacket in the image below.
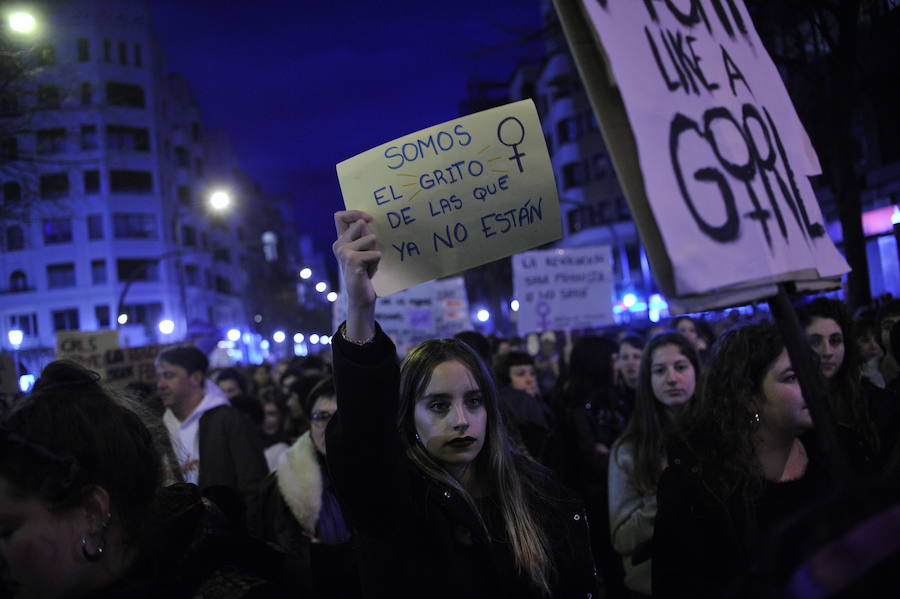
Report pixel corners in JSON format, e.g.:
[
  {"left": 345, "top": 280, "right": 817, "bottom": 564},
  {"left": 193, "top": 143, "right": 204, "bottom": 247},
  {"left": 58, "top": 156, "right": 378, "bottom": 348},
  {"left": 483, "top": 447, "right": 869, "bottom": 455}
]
[{"left": 327, "top": 325, "right": 599, "bottom": 599}]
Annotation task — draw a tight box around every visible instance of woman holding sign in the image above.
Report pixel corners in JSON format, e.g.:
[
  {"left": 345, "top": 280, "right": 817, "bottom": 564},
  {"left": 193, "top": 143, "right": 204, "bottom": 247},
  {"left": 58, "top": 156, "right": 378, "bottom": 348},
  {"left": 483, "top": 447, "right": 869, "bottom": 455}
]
[{"left": 327, "top": 210, "right": 597, "bottom": 598}]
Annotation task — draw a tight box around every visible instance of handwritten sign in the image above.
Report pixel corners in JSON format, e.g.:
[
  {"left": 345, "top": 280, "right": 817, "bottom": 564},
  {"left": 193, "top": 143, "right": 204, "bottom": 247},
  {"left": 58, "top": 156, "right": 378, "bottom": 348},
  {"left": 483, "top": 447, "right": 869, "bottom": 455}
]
[
  {"left": 553, "top": 0, "right": 848, "bottom": 309},
  {"left": 103, "top": 343, "right": 168, "bottom": 386},
  {"left": 56, "top": 329, "right": 120, "bottom": 378},
  {"left": 513, "top": 246, "right": 614, "bottom": 334},
  {"left": 332, "top": 276, "right": 470, "bottom": 356},
  {"left": 337, "top": 100, "right": 562, "bottom": 296}
]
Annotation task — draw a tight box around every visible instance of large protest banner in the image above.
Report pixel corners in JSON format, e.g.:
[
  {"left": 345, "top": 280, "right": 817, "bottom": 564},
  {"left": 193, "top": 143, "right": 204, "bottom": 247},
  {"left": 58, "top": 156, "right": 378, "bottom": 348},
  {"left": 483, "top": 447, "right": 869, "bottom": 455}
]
[
  {"left": 337, "top": 100, "right": 562, "bottom": 297},
  {"left": 553, "top": 0, "right": 849, "bottom": 311},
  {"left": 513, "top": 246, "right": 614, "bottom": 334},
  {"left": 56, "top": 329, "right": 120, "bottom": 379},
  {"left": 332, "top": 276, "right": 470, "bottom": 356}
]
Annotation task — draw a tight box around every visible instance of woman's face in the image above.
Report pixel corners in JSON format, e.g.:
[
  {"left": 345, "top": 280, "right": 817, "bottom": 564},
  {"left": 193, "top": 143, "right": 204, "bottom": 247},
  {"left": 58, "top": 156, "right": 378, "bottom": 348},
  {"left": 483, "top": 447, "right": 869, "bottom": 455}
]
[
  {"left": 262, "top": 402, "right": 283, "bottom": 436},
  {"left": 414, "top": 361, "right": 487, "bottom": 477},
  {"left": 617, "top": 342, "right": 642, "bottom": 390},
  {"left": 857, "top": 330, "right": 883, "bottom": 362},
  {"left": 310, "top": 396, "right": 337, "bottom": 455},
  {"left": 0, "top": 479, "right": 85, "bottom": 598},
  {"left": 805, "top": 317, "right": 845, "bottom": 379},
  {"left": 675, "top": 319, "right": 699, "bottom": 345},
  {"left": 650, "top": 344, "right": 696, "bottom": 406},
  {"left": 508, "top": 364, "right": 538, "bottom": 397},
  {"left": 760, "top": 349, "right": 812, "bottom": 436}
]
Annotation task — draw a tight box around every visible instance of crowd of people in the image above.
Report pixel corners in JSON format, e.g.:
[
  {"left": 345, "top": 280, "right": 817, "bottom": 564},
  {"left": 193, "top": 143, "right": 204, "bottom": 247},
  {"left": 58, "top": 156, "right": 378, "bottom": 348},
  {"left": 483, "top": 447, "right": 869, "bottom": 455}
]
[{"left": 1, "top": 209, "right": 898, "bottom": 598}]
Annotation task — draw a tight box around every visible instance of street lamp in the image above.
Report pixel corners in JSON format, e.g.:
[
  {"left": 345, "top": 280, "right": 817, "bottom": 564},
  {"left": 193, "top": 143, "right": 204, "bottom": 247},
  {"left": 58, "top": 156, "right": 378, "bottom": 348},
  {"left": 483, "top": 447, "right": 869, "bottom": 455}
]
[
  {"left": 226, "top": 328, "right": 241, "bottom": 342},
  {"left": 510, "top": 299, "right": 520, "bottom": 312},
  {"left": 158, "top": 319, "right": 175, "bottom": 335},
  {"left": 326, "top": 291, "right": 337, "bottom": 302},
  {"left": 7, "top": 329, "right": 23, "bottom": 348},
  {"left": 7, "top": 12, "right": 37, "bottom": 34},
  {"left": 299, "top": 268, "right": 312, "bottom": 280},
  {"left": 208, "top": 190, "right": 232, "bottom": 212},
  {"left": 293, "top": 333, "right": 304, "bottom": 343},
  {"left": 273, "top": 330, "right": 286, "bottom": 343},
  {"left": 476, "top": 309, "right": 490, "bottom": 322},
  {"left": 315, "top": 281, "right": 327, "bottom": 293}
]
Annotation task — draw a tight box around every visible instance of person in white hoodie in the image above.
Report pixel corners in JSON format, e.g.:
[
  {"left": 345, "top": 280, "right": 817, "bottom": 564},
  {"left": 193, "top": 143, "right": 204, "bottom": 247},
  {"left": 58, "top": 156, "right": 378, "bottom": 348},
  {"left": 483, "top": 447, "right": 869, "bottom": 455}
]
[{"left": 157, "top": 345, "right": 268, "bottom": 530}]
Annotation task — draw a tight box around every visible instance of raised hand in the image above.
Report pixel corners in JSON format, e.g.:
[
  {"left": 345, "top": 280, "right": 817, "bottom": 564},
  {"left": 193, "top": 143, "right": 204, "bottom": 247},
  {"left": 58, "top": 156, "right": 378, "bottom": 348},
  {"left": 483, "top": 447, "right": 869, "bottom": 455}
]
[{"left": 333, "top": 210, "right": 380, "bottom": 342}]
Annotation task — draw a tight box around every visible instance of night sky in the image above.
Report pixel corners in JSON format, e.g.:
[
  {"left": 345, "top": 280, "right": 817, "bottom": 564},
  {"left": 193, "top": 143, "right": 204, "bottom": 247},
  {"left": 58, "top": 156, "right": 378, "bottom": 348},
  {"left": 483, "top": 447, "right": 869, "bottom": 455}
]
[{"left": 152, "top": 0, "right": 545, "bottom": 253}]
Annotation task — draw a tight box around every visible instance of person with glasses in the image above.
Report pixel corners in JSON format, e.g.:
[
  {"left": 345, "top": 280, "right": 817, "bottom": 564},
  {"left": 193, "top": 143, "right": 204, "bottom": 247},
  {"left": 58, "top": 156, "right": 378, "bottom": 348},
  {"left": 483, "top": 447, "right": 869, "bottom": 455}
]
[{"left": 259, "top": 377, "right": 359, "bottom": 598}]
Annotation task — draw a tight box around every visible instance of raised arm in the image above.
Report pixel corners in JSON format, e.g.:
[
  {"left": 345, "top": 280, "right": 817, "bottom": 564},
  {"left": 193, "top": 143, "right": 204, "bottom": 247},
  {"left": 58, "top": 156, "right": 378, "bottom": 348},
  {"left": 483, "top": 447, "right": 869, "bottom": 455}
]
[{"left": 332, "top": 209, "right": 380, "bottom": 341}]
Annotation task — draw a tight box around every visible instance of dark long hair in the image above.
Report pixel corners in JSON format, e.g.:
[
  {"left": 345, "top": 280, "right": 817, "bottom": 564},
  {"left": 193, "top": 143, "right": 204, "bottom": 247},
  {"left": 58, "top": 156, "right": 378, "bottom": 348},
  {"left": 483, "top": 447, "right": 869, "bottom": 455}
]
[
  {"left": 798, "top": 297, "right": 878, "bottom": 453},
  {"left": 0, "top": 360, "right": 162, "bottom": 546},
  {"left": 616, "top": 331, "right": 700, "bottom": 495},
  {"left": 680, "top": 322, "right": 785, "bottom": 499},
  {"left": 398, "top": 338, "right": 554, "bottom": 594}
]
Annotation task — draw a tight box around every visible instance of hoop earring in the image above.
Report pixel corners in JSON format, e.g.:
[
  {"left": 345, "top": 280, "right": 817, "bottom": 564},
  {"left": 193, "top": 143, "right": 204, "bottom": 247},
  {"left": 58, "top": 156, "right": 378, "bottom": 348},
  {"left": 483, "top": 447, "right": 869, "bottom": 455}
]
[
  {"left": 81, "top": 534, "right": 104, "bottom": 562},
  {"left": 750, "top": 412, "right": 761, "bottom": 426}
]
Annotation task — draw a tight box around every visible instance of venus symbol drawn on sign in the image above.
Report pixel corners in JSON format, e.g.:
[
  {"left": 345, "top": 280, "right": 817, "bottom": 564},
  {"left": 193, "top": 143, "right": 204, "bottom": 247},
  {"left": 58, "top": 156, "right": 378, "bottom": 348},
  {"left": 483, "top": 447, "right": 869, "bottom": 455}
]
[
  {"left": 497, "top": 117, "right": 527, "bottom": 173},
  {"left": 535, "top": 301, "right": 551, "bottom": 331}
]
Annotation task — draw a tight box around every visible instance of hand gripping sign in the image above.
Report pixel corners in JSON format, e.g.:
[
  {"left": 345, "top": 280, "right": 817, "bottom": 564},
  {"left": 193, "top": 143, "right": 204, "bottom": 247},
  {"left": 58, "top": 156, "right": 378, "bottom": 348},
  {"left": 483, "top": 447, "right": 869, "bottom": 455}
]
[
  {"left": 553, "top": 0, "right": 848, "bottom": 311},
  {"left": 337, "top": 99, "right": 562, "bottom": 297}
]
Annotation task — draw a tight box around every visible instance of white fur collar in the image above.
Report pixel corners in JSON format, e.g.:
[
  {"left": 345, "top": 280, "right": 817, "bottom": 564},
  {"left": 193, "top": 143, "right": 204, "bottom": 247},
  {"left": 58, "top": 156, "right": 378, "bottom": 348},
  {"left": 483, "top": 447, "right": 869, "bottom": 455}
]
[{"left": 275, "top": 431, "right": 322, "bottom": 535}]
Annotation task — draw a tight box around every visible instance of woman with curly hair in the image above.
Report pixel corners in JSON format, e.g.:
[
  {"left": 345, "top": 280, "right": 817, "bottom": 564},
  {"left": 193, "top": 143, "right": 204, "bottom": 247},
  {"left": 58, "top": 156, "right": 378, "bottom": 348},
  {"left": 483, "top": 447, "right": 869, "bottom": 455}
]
[
  {"left": 652, "top": 322, "right": 833, "bottom": 599},
  {"left": 608, "top": 331, "right": 700, "bottom": 597}
]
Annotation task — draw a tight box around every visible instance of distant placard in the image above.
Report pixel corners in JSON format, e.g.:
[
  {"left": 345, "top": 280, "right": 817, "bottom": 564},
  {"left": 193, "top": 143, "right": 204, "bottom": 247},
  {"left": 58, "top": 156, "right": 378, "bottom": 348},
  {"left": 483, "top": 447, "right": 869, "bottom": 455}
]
[
  {"left": 332, "top": 276, "right": 470, "bottom": 356},
  {"left": 56, "top": 330, "right": 120, "bottom": 378},
  {"left": 337, "top": 100, "right": 562, "bottom": 296},
  {"left": 513, "top": 246, "right": 614, "bottom": 334},
  {"left": 554, "top": 0, "right": 848, "bottom": 308},
  {"left": 103, "top": 343, "right": 168, "bottom": 386},
  {"left": 0, "top": 353, "right": 17, "bottom": 395}
]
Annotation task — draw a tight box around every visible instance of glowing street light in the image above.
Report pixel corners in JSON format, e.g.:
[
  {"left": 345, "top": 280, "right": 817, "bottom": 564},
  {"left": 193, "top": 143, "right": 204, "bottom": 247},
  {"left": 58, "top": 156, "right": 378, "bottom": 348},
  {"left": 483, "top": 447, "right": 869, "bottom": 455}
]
[
  {"left": 299, "top": 268, "right": 312, "bottom": 280},
  {"left": 273, "top": 330, "right": 286, "bottom": 343},
  {"left": 326, "top": 291, "right": 338, "bottom": 302},
  {"left": 510, "top": 300, "right": 520, "bottom": 312},
  {"left": 310, "top": 333, "right": 320, "bottom": 345},
  {"left": 226, "top": 328, "right": 241, "bottom": 342},
  {"left": 321, "top": 335, "right": 331, "bottom": 345},
  {"left": 315, "top": 281, "right": 327, "bottom": 293},
  {"left": 158, "top": 319, "right": 175, "bottom": 335},
  {"left": 8, "top": 12, "right": 37, "bottom": 33},
  {"left": 476, "top": 309, "right": 490, "bottom": 322},
  {"left": 7, "top": 329, "right": 23, "bottom": 347},
  {"left": 117, "top": 313, "right": 128, "bottom": 325},
  {"left": 208, "top": 190, "right": 232, "bottom": 212},
  {"left": 293, "top": 333, "right": 304, "bottom": 343},
  {"left": 622, "top": 293, "right": 637, "bottom": 308}
]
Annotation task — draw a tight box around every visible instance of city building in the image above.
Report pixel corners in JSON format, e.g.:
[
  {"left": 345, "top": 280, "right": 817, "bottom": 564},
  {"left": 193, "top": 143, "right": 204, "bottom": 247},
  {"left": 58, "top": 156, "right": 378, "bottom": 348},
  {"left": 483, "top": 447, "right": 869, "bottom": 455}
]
[{"left": 0, "top": 0, "right": 265, "bottom": 374}]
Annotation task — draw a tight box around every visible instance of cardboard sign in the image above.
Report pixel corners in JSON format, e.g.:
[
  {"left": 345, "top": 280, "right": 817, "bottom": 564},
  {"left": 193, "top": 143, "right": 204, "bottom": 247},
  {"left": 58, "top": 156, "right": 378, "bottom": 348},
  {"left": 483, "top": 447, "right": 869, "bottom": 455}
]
[
  {"left": 554, "top": 0, "right": 848, "bottom": 310},
  {"left": 337, "top": 100, "right": 562, "bottom": 296},
  {"left": 103, "top": 343, "right": 168, "bottom": 386},
  {"left": 513, "top": 246, "right": 614, "bottom": 334},
  {"left": 56, "top": 329, "right": 120, "bottom": 378},
  {"left": 332, "top": 276, "right": 470, "bottom": 356}
]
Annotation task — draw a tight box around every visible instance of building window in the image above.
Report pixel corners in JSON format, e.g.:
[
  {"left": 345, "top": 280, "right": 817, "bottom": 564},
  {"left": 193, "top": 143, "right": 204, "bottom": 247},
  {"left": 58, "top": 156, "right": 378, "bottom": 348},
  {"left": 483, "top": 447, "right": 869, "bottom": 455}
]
[
  {"left": 201, "top": 232, "right": 208, "bottom": 249},
  {"left": 175, "top": 146, "right": 189, "bottom": 168},
  {"left": 215, "top": 276, "right": 232, "bottom": 294},
  {"left": 118, "top": 41, "right": 128, "bottom": 65},
  {"left": 77, "top": 38, "right": 89, "bottom": 62},
  {"left": 40, "top": 173, "right": 70, "bottom": 199},
  {"left": 592, "top": 153, "right": 610, "bottom": 180},
  {"left": 106, "top": 82, "right": 145, "bottom": 108},
  {"left": 104, "top": 39, "right": 112, "bottom": 62},
  {"left": 117, "top": 259, "right": 159, "bottom": 282},
  {"left": 37, "top": 128, "right": 67, "bottom": 155},
  {"left": 213, "top": 248, "right": 230, "bottom": 263},
  {"left": 0, "top": 93, "right": 19, "bottom": 115},
  {"left": 5, "top": 226, "right": 24, "bottom": 251},
  {"left": 95, "top": 305, "right": 111, "bottom": 328},
  {"left": 2, "top": 137, "right": 18, "bottom": 160},
  {"left": 47, "top": 263, "right": 76, "bottom": 288},
  {"left": 191, "top": 122, "right": 201, "bottom": 142},
  {"left": 9, "top": 270, "right": 28, "bottom": 292},
  {"left": 180, "top": 225, "right": 196, "bottom": 246},
  {"left": 81, "top": 125, "right": 98, "bottom": 150},
  {"left": 9, "top": 314, "right": 38, "bottom": 337},
  {"left": 113, "top": 213, "right": 158, "bottom": 239},
  {"left": 134, "top": 43, "right": 142, "bottom": 67},
  {"left": 37, "top": 44, "right": 55, "bottom": 66},
  {"left": 557, "top": 117, "right": 578, "bottom": 144},
  {"left": 52, "top": 308, "right": 80, "bottom": 332},
  {"left": 562, "top": 161, "right": 589, "bottom": 189},
  {"left": 84, "top": 170, "right": 100, "bottom": 194},
  {"left": 185, "top": 264, "right": 200, "bottom": 286},
  {"left": 87, "top": 214, "right": 104, "bottom": 240},
  {"left": 91, "top": 259, "right": 107, "bottom": 284},
  {"left": 106, "top": 125, "right": 149, "bottom": 151},
  {"left": 80, "top": 82, "right": 92, "bottom": 105},
  {"left": 3, "top": 182, "right": 21, "bottom": 204},
  {"left": 176, "top": 185, "right": 191, "bottom": 205},
  {"left": 109, "top": 170, "right": 152, "bottom": 193},
  {"left": 43, "top": 219, "right": 73, "bottom": 244},
  {"left": 37, "top": 85, "right": 61, "bottom": 109},
  {"left": 194, "top": 158, "right": 204, "bottom": 176},
  {"left": 120, "top": 302, "right": 161, "bottom": 326},
  {"left": 205, "top": 268, "right": 213, "bottom": 289}
]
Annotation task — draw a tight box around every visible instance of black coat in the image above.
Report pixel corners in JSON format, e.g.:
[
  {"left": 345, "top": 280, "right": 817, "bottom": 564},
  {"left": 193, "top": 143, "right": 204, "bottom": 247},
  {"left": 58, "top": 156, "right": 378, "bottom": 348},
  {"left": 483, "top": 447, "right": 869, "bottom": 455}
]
[{"left": 327, "top": 325, "right": 599, "bottom": 599}]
